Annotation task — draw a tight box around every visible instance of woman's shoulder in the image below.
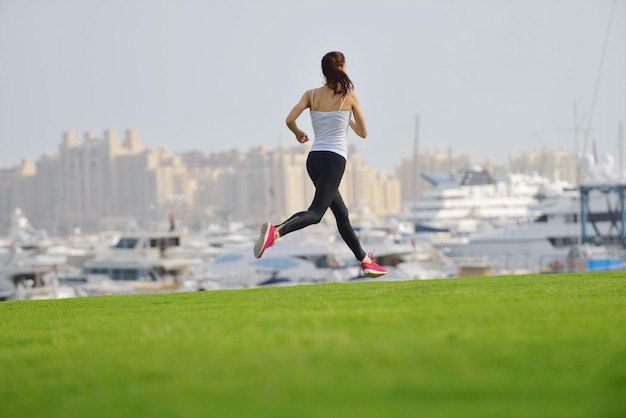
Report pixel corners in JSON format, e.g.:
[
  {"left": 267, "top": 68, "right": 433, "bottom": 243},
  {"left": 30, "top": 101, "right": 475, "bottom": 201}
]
[
  {"left": 340, "top": 90, "right": 359, "bottom": 107},
  {"left": 297, "top": 89, "right": 316, "bottom": 107},
  {"left": 307, "top": 87, "right": 323, "bottom": 96}
]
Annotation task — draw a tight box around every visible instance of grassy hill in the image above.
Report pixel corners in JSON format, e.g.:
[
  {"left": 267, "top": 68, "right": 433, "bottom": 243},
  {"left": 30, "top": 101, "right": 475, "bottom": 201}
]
[{"left": 1, "top": 273, "right": 625, "bottom": 418}]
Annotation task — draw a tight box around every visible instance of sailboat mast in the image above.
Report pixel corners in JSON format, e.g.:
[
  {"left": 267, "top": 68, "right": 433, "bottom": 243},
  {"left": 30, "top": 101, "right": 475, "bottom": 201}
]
[
  {"left": 412, "top": 115, "right": 420, "bottom": 204},
  {"left": 617, "top": 122, "right": 624, "bottom": 181}
]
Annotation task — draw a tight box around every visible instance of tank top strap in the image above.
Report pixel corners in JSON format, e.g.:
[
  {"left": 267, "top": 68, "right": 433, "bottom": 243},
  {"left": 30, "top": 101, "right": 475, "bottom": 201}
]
[
  {"left": 310, "top": 89, "right": 315, "bottom": 110},
  {"left": 338, "top": 94, "right": 348, "bottom": 111}
]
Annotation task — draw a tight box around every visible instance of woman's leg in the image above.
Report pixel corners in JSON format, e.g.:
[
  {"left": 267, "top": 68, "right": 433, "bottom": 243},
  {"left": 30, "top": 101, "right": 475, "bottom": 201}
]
[
  {"left": 328, "top": 191, "right": 367, "bottom": 261},
  {"left": 276, "top": 152, "right": 345, "bottom": 236},
  {"left": 329, "top": 196, "right": 386, "bottom": 276}
]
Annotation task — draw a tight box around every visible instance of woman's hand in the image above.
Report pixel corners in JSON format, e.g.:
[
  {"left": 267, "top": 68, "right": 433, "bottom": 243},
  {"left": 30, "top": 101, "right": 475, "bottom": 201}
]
[{"left": 296, "top": 131, "right": 309, "bottom": 143}]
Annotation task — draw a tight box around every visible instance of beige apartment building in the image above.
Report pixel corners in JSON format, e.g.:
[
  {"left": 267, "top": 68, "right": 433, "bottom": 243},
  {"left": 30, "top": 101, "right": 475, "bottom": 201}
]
[
  {"left": 0, "top": 159, "right": 36, "bottom": 226},
  {"left": 0, "top": 130, "right": 192, "bottom": 234},
  {"left": 0, "top": 130, "right": 402, "bottom": 235}
]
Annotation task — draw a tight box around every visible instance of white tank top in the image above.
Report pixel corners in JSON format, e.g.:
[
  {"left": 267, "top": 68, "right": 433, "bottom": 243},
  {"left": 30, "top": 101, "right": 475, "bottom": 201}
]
[{"left": 309, "top": 89, "right": 351, "bottom": 160}]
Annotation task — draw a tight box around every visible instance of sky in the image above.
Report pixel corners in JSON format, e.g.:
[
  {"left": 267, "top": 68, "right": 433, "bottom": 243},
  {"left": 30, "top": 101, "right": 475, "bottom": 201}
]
[{"left": 0, "top": 0, "right": 625, "bottom": 173}]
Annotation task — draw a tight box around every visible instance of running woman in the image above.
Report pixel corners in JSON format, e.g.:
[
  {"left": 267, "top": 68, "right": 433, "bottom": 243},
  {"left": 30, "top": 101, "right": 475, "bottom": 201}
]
[{"left": 254, "top": 51, "right": 386, "bottom": 278}]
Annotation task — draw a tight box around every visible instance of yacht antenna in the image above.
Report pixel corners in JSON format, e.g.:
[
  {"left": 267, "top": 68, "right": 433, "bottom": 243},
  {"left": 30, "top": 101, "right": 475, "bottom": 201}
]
[
  {"left": 582, "top": 0, "right": 617, "bottom": 157},
  {"left": 412, "top": 114, "right": 420, "bottom": 204},
  {"left": 617, "top": 121, "right": 624, "bottom": 181},
  {"left": 565, "top": 102, "right": 589, "bottom": 186}
]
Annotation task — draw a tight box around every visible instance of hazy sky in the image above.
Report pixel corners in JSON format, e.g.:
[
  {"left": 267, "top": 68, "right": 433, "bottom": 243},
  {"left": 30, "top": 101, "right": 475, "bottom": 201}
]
[{"left": 1, "top": 0, "right": 624, "bottom": 173}]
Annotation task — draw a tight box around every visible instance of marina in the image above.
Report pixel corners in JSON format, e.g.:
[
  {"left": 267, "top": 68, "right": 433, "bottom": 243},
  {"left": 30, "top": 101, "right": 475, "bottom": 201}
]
[{"left": 2, "top": 146, "right": 626, "bottom": 301}]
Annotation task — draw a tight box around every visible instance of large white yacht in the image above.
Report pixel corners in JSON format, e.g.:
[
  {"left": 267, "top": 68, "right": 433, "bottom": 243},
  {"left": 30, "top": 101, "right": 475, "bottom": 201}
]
[
  {"left": 0, "top": 208, "right": 97, "bottom": 300},
  {"left": 0, "top": 248, "right": 75, "bottom": 300},
  {"left": 60, "top": 230, "right": 203, "bottom": 295},
  {"left": 400, "top": 168, "right": 572, "bottom": 236},
  {"left": 0, "top": 208, "right": 52, "bottom": 259},
  {"left": 445, "top": 194, "right": 624, "bottom": 273},
  {"left": 444, "top": 156, "right": 626, "bottom": 273}
]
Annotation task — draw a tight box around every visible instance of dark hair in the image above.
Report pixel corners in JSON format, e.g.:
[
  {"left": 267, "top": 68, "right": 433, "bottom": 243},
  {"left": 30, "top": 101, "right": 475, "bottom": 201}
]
[{"left": 321, "top": 51, "right": 354, "bottom": 96}]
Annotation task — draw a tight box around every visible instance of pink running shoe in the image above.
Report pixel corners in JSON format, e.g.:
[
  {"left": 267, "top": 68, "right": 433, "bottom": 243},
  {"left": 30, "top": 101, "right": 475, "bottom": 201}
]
[
  {"left": 361, "top": 251, "right": 387, "bottom": 278},
  {"left": 254, "top": 222, "right": 276, "bottom": 259}
]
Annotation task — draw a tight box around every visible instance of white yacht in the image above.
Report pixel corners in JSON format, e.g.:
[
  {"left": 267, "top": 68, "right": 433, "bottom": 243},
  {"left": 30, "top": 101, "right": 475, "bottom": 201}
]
[
  {"left": 0, "top": 208, "right": 98, "bottom": 300},
  {"left": 0, "top": 247, "right": 80, "bottom": 300},
  {"left": 0, "top": 208, "right": 52, "bottom": 260},
  {"left": 61, "top": 230, "right": 203, "bottom": 295},
  {"left": 445, "top": 186, "right": 625, "bottom": 273},
  {"left": 400, "top": 168, "right": 572, "bottom": 235},
  {"left": 0, "top": 208, "right": 76, "bottom": 300},
  {"left": 441, "top": 155, "right": 626, "bottom": 273}
]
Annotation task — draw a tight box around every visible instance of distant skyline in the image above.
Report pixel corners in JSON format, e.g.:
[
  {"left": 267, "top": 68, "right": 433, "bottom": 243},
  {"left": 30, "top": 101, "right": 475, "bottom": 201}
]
[{"left": 1, "top": 0, "right": 625, "bottom": 173}]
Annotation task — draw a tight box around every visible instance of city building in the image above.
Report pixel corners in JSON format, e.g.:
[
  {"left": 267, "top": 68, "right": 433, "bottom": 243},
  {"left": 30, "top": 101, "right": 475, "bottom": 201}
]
[
  {"left": 1, "top": 130, "right": 190, "bottom": 234},
  {"left": 0, "top": 130, "right": 403, "bottom": 235}
]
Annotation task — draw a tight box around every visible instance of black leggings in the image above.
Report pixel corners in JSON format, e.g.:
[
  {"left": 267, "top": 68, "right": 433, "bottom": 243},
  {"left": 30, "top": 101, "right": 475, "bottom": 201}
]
[{"left": 277, "top": 151, "right": 366, "bottom": 261}]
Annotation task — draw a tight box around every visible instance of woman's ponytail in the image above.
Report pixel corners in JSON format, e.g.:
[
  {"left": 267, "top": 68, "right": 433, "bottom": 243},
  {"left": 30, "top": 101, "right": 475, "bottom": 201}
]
[{"left": 321, "top": 51, "right": 354, "bottom": 96}]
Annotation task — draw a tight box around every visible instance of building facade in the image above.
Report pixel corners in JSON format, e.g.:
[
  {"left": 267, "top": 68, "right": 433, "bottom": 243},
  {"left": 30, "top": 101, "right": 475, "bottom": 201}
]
[
  {"left": 0, "top": 130, "right": 191, "bottom": 234},
  {"left": 0, "top": 130, "right": 403, "bottom": 235}
]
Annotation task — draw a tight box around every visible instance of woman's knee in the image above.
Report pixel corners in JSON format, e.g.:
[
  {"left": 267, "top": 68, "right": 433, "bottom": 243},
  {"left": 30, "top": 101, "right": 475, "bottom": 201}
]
[
  {"left": 308, "top": 209, "right": 325, "bottom": 224},
  {"left": 333, "top": 206, "right": 349, "bottom": 221}
]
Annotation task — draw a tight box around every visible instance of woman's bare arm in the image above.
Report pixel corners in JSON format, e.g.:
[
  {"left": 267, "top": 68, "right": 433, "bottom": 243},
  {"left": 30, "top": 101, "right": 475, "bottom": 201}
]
[
  {"left": 286, "top": 91, "right": 310, "bottom": 143},
  {"left": 349, "top": 91, "right": 368, "bottom": 138}
]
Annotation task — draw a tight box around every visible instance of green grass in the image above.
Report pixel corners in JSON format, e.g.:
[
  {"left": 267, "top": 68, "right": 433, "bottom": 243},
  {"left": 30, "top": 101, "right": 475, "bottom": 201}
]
[{"left": 1, "top": 273, "right": 625, "bottom": 418}]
